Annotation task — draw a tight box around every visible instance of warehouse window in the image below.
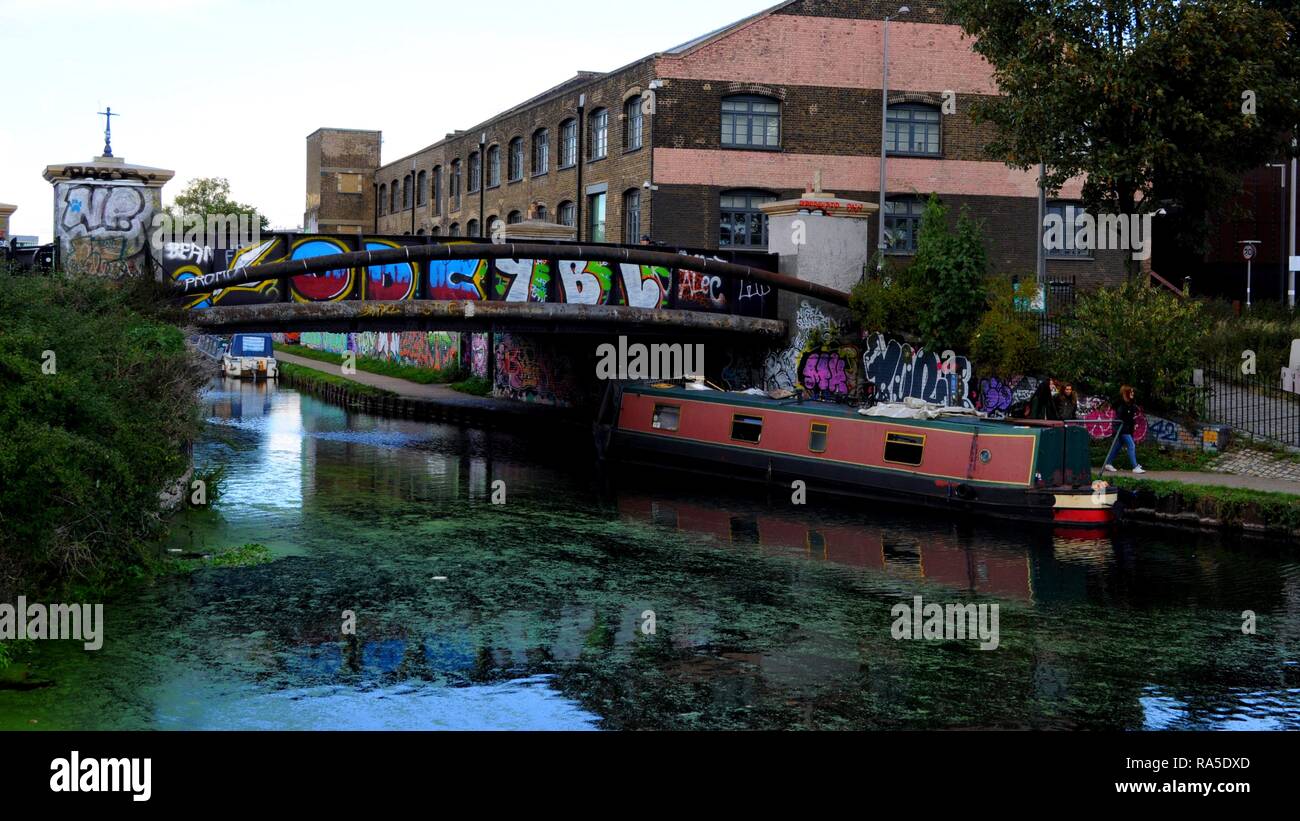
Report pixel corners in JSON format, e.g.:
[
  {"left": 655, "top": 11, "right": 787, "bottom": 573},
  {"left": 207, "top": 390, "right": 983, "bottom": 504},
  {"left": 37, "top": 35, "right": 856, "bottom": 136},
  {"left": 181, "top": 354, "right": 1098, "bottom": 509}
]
[
  {"left": 487, "top": 145, "right": 500, "bottom": 188},
  {"left": 721, "top": 95, "right": 780, "bottom": 149},
  {"left": 719, "top": 189, "right": 776, "bottom": 247},
  {"left": 532, "top": 129, "right": 549, "bottom": 175},
  {"left": 416, "top": 170, "right": 427, "bottom": 206},
  {"left": 559, "top": 119, "right": 577, "bottom": 168},
  {"left": 624, "top": 189, "right": 641, "bottom": 242},
  {"left": 508, "top": 138, "right": 523, "bottom": 182},
  {"left": 450, "top": 160, "right": 461, "bottom": 210},
  {"left": 390, "top": 179, "right": 398, "bottom": 213},
  {"left": 625, "top": 97, "right": 643, "bottom": 151},
  {"left": 432, "top": 166, "right": 442, "bottom": 215},
  {"left": 886, "top": 103, "right": 941, "bottom": 156},
  {"left": 884, "top": 197, "right": 925, "bottom": 254},
  {"left": 558, "top": 200, "right": 575, "bottom": 227},
  {"left": 468, "top": 152, "right": 481, "bottom": 193},
  {"left": 467, "top": 218, "right": 479, "bottom": 237},
  {"left": 589, "top": 108, "right": 609, "bottom": 160},
  {"left": 1045, "top": 201, "right": 1092, "bottom": 258},
  {"left": 378, "top": 183, "right": 387, "bottom": 216}
]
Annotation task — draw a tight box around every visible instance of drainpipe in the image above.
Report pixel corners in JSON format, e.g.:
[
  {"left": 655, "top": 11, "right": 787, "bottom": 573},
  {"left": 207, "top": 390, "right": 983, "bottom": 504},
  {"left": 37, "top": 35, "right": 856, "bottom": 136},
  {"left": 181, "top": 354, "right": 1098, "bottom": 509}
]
[
  {"left": 1290, "top": 129, "right": 1297, "bottom": 308},
  {"left": 479, "top": 133, "right": 486, "bottom": 237},
  {"left": 576, "top": 94, "right": 586, "bottom": 241}
]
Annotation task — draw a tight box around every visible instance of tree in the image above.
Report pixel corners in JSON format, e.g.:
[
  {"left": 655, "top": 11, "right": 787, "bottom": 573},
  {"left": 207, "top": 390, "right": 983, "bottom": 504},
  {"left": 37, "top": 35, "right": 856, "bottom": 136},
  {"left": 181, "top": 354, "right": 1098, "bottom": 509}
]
[
  {"left": 167, "top": 177, "right": 269, "bottom": 231},
  {"left": 1051, "top": 280, "right": 1211, "bottom": 417},
  {"left": 946, "top": 0, "right": 1300, "bottom": 272},
  {"left": 911, "top": 196, "right": 989, "bottom": 353}
]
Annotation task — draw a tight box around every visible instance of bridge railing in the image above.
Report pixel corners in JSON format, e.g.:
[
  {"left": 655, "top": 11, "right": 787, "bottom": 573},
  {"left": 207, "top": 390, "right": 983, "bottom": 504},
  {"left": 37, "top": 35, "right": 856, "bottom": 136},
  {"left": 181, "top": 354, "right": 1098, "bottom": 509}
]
[{"left": 164, "top": 235, "right": 849, "bottom": 316}]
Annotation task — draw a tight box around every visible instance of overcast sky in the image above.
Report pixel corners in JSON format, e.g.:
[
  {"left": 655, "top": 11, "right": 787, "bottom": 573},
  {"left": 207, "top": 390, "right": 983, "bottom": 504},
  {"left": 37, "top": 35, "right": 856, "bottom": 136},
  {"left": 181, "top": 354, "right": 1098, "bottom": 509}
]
[{"left": 0, "top": 0, "right": 771, "bottom": 242}]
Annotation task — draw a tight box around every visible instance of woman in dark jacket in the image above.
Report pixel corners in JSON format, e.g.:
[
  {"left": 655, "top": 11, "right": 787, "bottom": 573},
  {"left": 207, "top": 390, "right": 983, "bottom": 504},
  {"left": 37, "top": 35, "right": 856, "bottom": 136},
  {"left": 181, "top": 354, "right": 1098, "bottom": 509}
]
[
  {"left": 1055, "top": 382, "right": 1079, "bottom": 420},
  {"left": 1103, "top": 385, "right": 1144, "bottom": 474}
]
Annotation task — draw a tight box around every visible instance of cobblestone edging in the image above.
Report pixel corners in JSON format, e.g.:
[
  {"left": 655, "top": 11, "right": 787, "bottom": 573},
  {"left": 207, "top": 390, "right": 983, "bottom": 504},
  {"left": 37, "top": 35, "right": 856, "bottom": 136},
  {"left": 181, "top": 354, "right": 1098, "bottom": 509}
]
[{"left": 277, "top": 367, "right": 586, "bottom": 433}]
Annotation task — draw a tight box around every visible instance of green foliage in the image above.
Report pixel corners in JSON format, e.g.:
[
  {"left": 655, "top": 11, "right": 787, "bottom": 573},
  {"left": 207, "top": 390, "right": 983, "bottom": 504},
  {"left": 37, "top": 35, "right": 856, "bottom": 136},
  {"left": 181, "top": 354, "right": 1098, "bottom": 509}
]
[
  {"left": 1115, "top": 477, "right": 1300, "bottom": 533},
  {"left": 970, "top": 275, "right": 1044, "bottom": 378},
  {"left": 168, "top": 177, "right": 270, "bottom": 231},
  {"left": 278, "top": 362, "right": 396, "bottom": 398},
  {"left": 849, "top": 272, "right": 923, "bottom": 340},
  {"left": 1087, "top": 440, "right": 1216, "bottom": 471},
  {"left": 450, "top": 376, "right": 493, "bottom": 397},
  {"left": 1197, "top": 303, "right": 1300, "bottom": 376},
  {"left": 909, "top": 197, "right": 989, "bottom": 352},
  {"left": 1051, "top": 280, "right": 1211, "bottom": 416},
  {"left": 0, "top": 272, "right": 205, "bottom": 591},
  {"left": 274, "top": 342, "right": 464, "bottom": 384},
  {"left": 157, "top": 543, "right": 273, "bottom": 575},
  {"left": 946, "top": 0, "right": 1300, "bottom": 260}
]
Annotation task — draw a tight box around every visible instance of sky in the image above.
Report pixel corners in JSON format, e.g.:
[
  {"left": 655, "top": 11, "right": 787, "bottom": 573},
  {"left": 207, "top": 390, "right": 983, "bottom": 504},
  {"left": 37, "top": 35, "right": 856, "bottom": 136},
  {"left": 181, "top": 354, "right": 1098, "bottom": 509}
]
[{"left": 0, "top": 0, "right": 773, "bottom": 242}]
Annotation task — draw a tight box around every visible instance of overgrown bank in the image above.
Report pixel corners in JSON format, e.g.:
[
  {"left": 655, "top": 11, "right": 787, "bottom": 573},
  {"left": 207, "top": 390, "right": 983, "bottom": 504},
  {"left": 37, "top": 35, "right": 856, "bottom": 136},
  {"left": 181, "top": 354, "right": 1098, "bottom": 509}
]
[{"left": 0, "top": 271, "right": 205, "bottom": 596}]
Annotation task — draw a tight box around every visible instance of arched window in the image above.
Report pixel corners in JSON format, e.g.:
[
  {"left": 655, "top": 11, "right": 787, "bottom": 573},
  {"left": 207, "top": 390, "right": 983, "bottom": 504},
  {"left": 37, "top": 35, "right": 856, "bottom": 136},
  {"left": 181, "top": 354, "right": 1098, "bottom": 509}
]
[
  {"left": 623, "top": 188, "right": 641, "bottom": 242},
  {"left": 449, "top": 222, "right": 461, "bottom": 237},
  {"left": 886, "top": 103, "right": 942, "bottom": 156},
  {"left": 468, "top": 152, "right": 481, "bottom": 193},
  {"left": 416, "top": 228, "right": 425, "bottom": 235},
  {"left": 589, "top": 108, "right": 608, "bottom": 160},
  {"left": 378, "top": 183, "right": 387, "bottom": 216},
  {"left": 390, "top": 179, "right": 399, "bottom": 213},
  {"left": 416, "top": 170, "right": 427, "bottom": 206},
  {"left": 719, "top": 189, "right": 777, "bottom": 247},
  {"left": 624, "top": 96, "right": 643, "bottom": 151},
  {"left": 535, "top": 204, "right": 548, "bottom": 222},
  {"left": 721, "top": 95, "right": 780, "bottom": 149},
  {"left": 450, "top": 160, "right": 462, "bottom": 209},
  {"left": 559, "top": 119, "right": 577, "bottom": 168},
  {"left": 431, "top": 225, "right": 441, "bottom": 237},
  {"left": 467, "top": 218, "right": 480, "bottom": 237},
  {"left": 557, "top": 200, "right": 575, "bottom": 227},
  {"left": 402, "top": 174, "right": 412, "bottom": 209},
  {"left": 487, "top": 145, "right": 500, "bottom": 187},
  {"left": 507, "top": 210, "right": 523, "bottom": 224},
  {"left": 432, "top": 166, "right": 442, "bottom": 216},
  {"left": 508, "top": 138, "right": 524, "bottom": 182},
  {"left": 532, "top": 129, "right": 549, "bottom": 175}
]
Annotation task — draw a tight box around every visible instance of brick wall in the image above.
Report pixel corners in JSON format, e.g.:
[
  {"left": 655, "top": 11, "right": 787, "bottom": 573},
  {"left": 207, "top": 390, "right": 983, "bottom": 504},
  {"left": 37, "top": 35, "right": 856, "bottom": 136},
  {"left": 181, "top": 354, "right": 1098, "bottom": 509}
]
[
  {"left": 306, "top": 129, "right": 381, "bottom": 234},
  {"left": 374, "top": 61, "right": 656, "bottom": 243}
]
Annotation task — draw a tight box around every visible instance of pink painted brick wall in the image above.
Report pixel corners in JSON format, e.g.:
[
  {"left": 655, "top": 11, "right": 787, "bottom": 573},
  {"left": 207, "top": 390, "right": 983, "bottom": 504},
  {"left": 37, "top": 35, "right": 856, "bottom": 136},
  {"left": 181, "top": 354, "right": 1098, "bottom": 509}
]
[{"left": 656, "top": 15, "right": 997, "bottom": 96}]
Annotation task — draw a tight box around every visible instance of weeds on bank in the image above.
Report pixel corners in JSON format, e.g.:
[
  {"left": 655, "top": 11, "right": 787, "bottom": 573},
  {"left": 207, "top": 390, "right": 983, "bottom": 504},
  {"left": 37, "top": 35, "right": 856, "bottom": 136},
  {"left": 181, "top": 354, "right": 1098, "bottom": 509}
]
[{"left": 274, "top": 342, "right": 464, "bottom": 384}]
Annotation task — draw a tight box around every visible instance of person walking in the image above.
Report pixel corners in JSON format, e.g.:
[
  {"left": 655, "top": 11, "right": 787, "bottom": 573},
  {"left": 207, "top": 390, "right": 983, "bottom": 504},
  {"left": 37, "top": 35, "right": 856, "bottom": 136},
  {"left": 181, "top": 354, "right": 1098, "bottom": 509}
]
[
  {"left": 1103, "top": 385, "right": 1144, "bottom": 474},
  {"left": 1055, "top": 382, "right": 1079, "bottom": 420}
]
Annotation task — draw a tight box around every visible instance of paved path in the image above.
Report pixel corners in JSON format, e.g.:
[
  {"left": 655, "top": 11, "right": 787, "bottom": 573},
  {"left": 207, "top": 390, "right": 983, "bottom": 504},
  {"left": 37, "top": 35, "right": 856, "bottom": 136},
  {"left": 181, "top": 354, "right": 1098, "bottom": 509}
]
[
  {"left": 275, "top": 350, "right": 568, "bottom": 419},
  {"left": 1100, "top": 468, "right": 1300, "bottom": 496}
]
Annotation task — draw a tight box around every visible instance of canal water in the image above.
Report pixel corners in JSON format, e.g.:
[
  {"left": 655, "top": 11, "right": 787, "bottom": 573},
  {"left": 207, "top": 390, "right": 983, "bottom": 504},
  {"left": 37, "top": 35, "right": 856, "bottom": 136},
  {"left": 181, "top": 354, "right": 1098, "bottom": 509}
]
[{"left": 3, "top": 379, "right": 1300, "bottom": 730}]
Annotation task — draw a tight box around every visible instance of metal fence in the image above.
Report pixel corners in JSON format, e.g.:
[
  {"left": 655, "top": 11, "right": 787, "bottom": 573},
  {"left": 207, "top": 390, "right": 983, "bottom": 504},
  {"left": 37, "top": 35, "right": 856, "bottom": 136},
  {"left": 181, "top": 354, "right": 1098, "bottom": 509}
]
[
  {"left": 1200, "top": 356, "right": 1300, "bottom": 448},
  {"left": 1022, "top": 276, "right": 1076, "bottom": 345}
]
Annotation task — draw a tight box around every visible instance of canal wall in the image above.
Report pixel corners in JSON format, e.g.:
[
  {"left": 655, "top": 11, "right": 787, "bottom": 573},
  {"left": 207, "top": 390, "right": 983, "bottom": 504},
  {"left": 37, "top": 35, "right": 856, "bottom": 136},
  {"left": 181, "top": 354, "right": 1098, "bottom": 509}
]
[{"left": 1118, "top": 479, "right": 1300, "bottom": 539}]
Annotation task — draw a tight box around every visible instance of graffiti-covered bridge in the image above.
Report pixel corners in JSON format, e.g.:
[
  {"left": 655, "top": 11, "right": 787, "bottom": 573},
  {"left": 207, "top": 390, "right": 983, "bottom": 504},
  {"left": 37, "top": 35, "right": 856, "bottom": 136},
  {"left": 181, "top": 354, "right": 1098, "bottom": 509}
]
[{"left": 169, "top": 234, "right": 850, "bottom": 339}]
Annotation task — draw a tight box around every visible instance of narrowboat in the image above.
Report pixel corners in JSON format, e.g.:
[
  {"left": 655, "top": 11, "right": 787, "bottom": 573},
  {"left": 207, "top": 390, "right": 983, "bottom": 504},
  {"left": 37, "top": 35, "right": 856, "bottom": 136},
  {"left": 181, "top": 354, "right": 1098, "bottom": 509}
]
[{"left": 602, "top": 383, "right": 1117, "bottom": 527}]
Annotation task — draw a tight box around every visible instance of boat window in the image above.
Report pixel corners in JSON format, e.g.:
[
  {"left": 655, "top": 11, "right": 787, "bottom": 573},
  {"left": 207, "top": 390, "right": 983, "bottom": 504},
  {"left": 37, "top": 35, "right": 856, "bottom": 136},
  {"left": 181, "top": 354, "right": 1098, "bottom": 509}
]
[
  {"left": 809, "top": 422, "right": 829, "bottom": 453},
  {"left": 730, "top": 414, "right": 763, "bottom": 443},
  {"left": 883, "top": 432, "right": 925, "bottom": 466},
  {"left": 652, "top": 404, "right": 680, "bottom": 431}
]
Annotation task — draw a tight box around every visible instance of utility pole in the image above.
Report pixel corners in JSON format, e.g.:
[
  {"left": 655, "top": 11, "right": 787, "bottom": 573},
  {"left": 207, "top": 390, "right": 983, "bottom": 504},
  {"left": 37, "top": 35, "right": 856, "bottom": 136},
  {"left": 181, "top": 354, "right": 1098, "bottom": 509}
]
[{"left": 876, "top": 6, "right": 909, "bottom": 272}]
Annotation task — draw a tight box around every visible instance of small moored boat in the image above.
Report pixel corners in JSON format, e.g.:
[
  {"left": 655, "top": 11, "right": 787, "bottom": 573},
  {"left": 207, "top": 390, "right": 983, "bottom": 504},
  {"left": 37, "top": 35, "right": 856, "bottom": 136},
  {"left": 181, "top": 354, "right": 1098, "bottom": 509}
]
[{"left": 603, "top": 383, "right": 1117, "bottom": 527}]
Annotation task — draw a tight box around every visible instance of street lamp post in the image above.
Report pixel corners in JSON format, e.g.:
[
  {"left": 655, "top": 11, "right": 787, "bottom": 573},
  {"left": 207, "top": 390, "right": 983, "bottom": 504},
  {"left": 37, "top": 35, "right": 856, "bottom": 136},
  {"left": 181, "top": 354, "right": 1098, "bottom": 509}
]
[{"left": 877, "top": 5, "right": 909, "bottom": 273}]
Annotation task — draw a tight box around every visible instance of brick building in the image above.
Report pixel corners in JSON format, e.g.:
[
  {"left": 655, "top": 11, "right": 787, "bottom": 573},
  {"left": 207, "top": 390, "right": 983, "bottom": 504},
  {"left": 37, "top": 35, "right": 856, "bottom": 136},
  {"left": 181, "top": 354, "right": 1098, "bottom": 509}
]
[{"left": 306, "top": 0, "right": 1127, "bottom": 288}]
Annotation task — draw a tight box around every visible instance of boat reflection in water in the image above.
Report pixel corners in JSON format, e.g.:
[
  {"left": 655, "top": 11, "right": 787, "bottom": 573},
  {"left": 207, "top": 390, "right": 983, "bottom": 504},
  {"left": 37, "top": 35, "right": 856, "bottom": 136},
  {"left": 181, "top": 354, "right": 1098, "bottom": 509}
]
[{"left": 615, "top": 492, "right": 1121, "bottom": 605}]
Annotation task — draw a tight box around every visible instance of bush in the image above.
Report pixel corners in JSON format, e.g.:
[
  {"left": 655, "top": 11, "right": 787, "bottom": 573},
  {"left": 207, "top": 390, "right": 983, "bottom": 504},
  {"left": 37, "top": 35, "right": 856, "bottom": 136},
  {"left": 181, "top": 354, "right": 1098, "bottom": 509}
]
[
  {"left": 1051, "top": 280, "right": 1211, "bottom": 417},
  {"left": 970, "top": 276, "right": 1043, "bottom": 378},
  {"left": 0, "top": 272, "right": 205, "bottom": 592}
]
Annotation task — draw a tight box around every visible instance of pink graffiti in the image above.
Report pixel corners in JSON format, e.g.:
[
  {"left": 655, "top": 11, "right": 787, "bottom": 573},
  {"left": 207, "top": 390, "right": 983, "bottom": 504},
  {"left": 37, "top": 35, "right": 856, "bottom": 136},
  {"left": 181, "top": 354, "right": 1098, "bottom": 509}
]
[
  {"left": 1082, "top": 402, "right": 1148, "bottom": 442},
  {"left": 801, "top": 351, "right": 850, "bottom": 395}
]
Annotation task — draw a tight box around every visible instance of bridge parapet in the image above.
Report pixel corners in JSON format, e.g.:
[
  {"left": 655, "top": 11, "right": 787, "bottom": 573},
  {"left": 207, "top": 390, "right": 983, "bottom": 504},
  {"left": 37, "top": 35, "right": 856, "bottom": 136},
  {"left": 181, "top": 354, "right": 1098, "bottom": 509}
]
[{"left": 165, "top": 235, "right": 848, "bottom": 320}]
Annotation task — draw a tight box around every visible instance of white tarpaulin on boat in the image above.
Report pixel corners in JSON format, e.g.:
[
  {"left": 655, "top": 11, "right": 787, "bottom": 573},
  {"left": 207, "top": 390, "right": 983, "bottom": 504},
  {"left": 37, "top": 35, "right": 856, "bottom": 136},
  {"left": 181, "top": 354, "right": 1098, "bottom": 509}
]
[{"left": 859, "top": 398, "right": 983, "bottom": 420}]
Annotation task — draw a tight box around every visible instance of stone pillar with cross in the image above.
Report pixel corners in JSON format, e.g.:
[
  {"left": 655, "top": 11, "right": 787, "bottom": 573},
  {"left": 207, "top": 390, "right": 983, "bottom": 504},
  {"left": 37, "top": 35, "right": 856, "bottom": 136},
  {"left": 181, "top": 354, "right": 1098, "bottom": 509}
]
[{"left": 42, "top": 108, "right": 174, "bottom": 278}]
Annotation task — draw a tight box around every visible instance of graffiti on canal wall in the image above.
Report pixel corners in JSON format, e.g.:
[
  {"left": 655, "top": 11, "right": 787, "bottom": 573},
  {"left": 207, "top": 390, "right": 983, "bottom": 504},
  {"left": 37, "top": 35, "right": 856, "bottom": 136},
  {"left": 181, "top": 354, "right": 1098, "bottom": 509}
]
[
  {"left": 471, "top": 333, "right": 490, "bottom": 378},
  {"left": 765, "top": 301, "right": 837, "bottom": 393},
  {"left": 494, "top": 333, "right": 578, "bottom": 405},
  {"left": 297, "top": 331, "right": 460, "bottom": 371},
  {"left": 862, "top": 334, "right": 973, "bottom": 408}
]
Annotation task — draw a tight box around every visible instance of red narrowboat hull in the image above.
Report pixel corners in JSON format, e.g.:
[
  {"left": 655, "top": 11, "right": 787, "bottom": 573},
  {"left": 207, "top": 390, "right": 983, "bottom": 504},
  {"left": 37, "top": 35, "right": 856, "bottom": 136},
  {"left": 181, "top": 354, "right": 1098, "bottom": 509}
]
[{"left": 606, "top": 384, "right": 1117, "bottom": 527}]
